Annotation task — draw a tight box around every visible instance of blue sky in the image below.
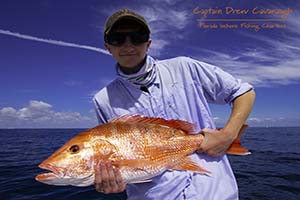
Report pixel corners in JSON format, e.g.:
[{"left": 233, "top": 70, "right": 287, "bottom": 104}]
[{"left": 0, "top": 0, "right": 299, "bottom": 128}]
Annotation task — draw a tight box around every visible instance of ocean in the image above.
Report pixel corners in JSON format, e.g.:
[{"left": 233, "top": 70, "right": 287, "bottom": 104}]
[{"left": 0, "top": 127, "right": 299, "bottom": 200}]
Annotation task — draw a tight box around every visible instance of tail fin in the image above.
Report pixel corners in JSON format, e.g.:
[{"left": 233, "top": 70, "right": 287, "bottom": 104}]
[{"left": 226, "top": 124, "right": 251, "bottom": 156}]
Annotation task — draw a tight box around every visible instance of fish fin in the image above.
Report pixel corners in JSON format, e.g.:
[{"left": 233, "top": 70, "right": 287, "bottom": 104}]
[
  {"left": 226, "top": 124, "right": 251, "bottom": 155},
  {"left": 170, "top": 157, "right": 211, "bottom": 175},
  {"left": 111, "top": 114, "right": 196, "bottom": 133}
]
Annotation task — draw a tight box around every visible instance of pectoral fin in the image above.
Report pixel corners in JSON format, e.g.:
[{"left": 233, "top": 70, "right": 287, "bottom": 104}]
[{"left": 169, "top": 157, "right": 211, "bottom": 175}]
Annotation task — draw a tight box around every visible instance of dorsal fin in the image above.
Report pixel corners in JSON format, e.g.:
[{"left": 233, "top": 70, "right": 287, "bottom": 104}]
[{"left": 110, "top": 114, "right": 196, "bottom": 133}]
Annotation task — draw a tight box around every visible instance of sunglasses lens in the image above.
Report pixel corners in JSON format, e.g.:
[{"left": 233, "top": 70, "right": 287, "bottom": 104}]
[
  {"left": 131, "top": 32, "right": 149, "bottom": 45},
  {"left": 107, "top": 32, "right": 149, "bottom": 46},
  {"left": 107, "top": 33, "right": 126, "bottom": 46}
]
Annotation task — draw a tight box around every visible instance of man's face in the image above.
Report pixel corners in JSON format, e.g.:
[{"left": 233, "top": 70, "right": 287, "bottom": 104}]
[{"left": 105, "top": 26, "right": 151, "bottom": 70}]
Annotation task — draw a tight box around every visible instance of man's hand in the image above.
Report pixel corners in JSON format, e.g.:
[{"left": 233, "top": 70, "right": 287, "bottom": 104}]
[
  {"left": 94, "top": 161, "right": 126, "bottom": 194},
  {"left": 197, "top": 128, "right": 237, "bottom": 157}
]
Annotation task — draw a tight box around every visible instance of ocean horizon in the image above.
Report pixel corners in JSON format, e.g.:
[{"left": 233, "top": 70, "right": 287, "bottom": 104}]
[{"left": 2, "top": 125, "right": 300, "bottom": 129}]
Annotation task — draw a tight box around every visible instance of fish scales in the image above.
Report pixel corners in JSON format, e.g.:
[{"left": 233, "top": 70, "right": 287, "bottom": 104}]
[{"left": 93, "top": 119, "right": 203, "bottom": 183}]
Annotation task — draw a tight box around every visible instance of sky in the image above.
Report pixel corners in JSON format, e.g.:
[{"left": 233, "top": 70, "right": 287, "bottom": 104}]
[{"left": 0, "top": 0, "right": 299, "bottom": 128}]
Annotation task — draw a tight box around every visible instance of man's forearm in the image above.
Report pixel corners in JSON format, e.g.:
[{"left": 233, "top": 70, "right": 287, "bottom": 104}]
[{"left": 223, "top": 89, "right": 256, "bottom": 138}]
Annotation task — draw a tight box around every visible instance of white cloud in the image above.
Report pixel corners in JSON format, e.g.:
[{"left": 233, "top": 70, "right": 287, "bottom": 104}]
[
  {"left": 148, "top": 39, "right": 169, "bottom": 57},
  {"left": 0, "top": 29, "right": 110, "bottom": 55},
  {"left": 0, "top": 100, "right": 97, "bottom": 128},
  {"left": 247, "top": 117, "right": 300, "bottom": 127},
  {"left": 197, "top": 50, "right": 300, "bottom": 87},
  {"left": 0, "top": 107, "right": 17, "bottom": 117},
  {"left": 139, "top": 6, "right": 190, "bottom": 56}
]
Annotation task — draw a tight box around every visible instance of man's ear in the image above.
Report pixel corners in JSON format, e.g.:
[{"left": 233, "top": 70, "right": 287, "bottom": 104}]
[
  {"left": 104, "top": 43, "right": 112, "bottom": 53},
  {"left": 146, "top": 39, "right": 152, "bottom": 51}
]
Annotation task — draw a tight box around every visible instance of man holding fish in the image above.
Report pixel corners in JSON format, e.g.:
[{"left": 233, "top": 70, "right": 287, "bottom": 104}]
[
  {"left": 36, "top": 8, "right": 255, "bottom": 200},
  {"left": 92, "top": 8, "right": 255, "bottom": 199}
]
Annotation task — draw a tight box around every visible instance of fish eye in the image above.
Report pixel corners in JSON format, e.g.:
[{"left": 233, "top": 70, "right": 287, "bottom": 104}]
[{"left": 69, "top": 145, "right": 80, "bottom": 153}]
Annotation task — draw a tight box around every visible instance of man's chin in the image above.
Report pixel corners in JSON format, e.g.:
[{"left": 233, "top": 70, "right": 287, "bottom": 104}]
[{"left": 119, "top": 60, "right": 140, "bottom": 68}]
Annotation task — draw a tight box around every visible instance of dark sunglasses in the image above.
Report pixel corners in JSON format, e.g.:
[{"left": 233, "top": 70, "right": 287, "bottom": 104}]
[{"left": 106, "top": 31, "right": 149, "bottom": 46}]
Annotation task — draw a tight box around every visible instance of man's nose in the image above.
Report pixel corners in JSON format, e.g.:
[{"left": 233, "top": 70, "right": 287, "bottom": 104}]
[{"left": 122, "top": 36, "right": 134, "bottom": 47}]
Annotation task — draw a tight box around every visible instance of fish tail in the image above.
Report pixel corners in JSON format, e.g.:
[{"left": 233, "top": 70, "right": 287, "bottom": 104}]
[{"left": 227, "top": 124, "right": 251, "bottom": 155}]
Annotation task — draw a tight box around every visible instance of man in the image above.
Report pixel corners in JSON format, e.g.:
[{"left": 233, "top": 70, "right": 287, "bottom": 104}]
[{"left": 93, "top": 8, "right": 255, "bottom": 200}]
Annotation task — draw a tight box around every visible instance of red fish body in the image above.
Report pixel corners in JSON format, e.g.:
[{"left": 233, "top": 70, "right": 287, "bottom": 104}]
[{"left": 35, "top": 115, "right": 249, "bottom": 187}]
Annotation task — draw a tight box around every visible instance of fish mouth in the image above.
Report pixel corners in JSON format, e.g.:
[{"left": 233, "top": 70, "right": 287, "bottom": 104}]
[
  {"left": 35, "top": 162, "right": 65, "bottom": 181},
  {"left": 35, "top": 162, "right": 95, "bottom": 187}
]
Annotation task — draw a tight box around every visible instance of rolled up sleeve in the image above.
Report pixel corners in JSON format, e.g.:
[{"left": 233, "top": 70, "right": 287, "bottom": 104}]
[{"left": 190, "top": 59, "right": 253, "bottom": 105}]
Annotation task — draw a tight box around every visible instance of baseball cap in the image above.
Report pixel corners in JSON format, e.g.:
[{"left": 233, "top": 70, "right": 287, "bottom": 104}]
[{"left": 104, "top": 8, "right": 150, "bottom": 37}]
